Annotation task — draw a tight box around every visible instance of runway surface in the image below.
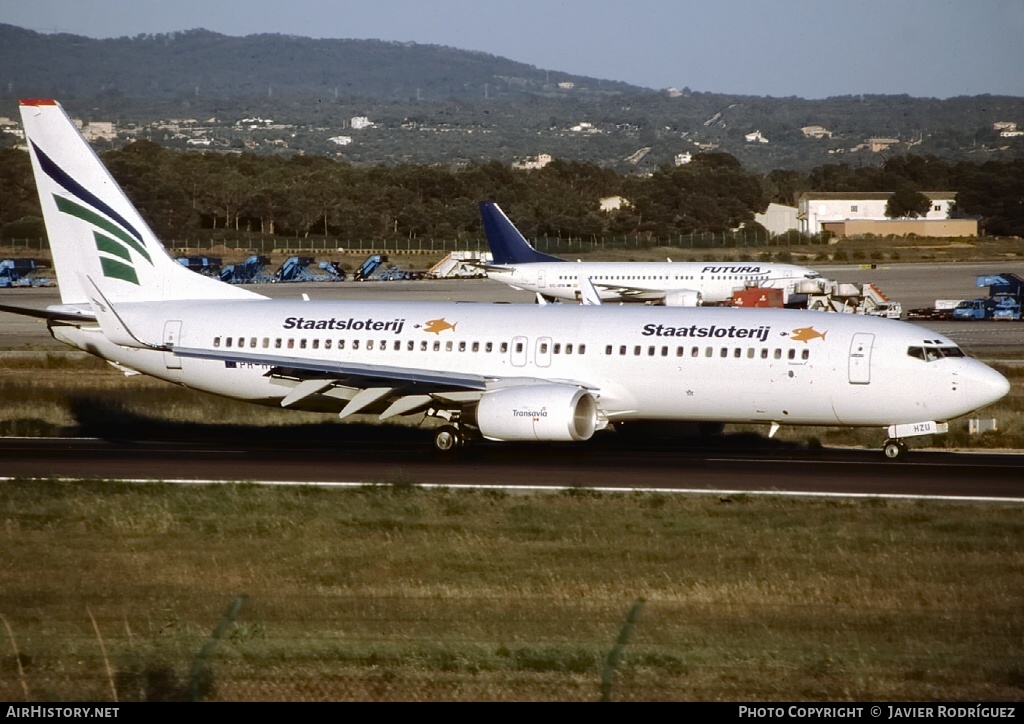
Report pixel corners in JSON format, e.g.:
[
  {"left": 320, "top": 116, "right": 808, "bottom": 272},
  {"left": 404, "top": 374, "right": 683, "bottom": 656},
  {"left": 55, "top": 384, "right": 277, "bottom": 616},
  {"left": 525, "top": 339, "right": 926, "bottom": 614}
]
[{"left": 2, "top": 435, "right": 1022, "bottom": 501}]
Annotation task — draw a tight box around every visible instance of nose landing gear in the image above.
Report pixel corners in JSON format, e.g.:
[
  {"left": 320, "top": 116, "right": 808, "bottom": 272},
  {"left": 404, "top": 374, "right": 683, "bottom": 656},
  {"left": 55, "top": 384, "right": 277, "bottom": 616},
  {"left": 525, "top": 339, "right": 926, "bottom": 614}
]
[{"left": 883, "top": 439, "right": 908, "bottom": 460}]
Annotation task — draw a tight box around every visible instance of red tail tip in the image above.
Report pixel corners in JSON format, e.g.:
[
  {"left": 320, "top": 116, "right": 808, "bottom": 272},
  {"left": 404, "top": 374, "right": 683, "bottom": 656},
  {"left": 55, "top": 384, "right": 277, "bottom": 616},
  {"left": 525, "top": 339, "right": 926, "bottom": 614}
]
[{"left": 19, "top": 99, "right": 58, "bottom": 106}]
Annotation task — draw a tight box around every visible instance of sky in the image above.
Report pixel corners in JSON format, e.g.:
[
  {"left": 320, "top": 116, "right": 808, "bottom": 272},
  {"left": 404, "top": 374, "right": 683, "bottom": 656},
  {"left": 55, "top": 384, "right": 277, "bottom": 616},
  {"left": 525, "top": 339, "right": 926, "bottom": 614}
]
[{"left": 2, "top": 0, "right": 1022, "bottom": 99}]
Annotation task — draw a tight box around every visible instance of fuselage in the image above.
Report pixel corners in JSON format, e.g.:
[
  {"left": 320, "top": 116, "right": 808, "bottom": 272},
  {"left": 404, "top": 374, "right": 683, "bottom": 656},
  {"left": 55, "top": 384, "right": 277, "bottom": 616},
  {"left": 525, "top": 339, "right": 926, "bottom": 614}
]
[
  {"left": 486, "top": 261, "right": 821, "bottom": 304},
  {"left": 53, "top": 301, "right": 1009, "bottom": 428}
]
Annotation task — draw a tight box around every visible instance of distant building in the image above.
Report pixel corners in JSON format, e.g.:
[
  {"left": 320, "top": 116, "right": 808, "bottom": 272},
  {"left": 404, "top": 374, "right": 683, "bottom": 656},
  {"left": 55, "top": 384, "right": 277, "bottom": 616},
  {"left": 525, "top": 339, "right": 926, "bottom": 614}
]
[
  {"left": 514, "top": 153, "right": 552, "bottom": 170},
  {"left": 351, "top": 116, "right": 374, "bottom": 130},
  {"left": 674, "top": 152, "right": 693, "bottom": 166},
  {"left": 797, "top": 191, "right": 974, "bottom": 237},
  {"left": 801, "top": 125, "right": 833, "bottom": 139},
  {"left": 329, "top": 136, "right": 353, "bottom": 146},
  {"left": 557, "top": 82, "right": 575, "bottom": 90},
  {"left": 599, "top": 196, "right": 631, "bottom": 212},
  {"left": 867, "top": 137, "right": 899, "bottom": 153},
  {"left": 755, "top": 203, "right": 799, "bottom": 236},
  {"left": 744, "top": 130, "right": 769, "bottom": 144}
]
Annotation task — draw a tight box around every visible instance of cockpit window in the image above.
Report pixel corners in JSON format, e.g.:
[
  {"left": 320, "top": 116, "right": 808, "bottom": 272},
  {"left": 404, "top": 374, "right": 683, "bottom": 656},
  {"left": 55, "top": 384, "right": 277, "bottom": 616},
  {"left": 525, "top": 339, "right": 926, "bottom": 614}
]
[{"left": 908, "top": 345, "right": 966, "bottom": 361}]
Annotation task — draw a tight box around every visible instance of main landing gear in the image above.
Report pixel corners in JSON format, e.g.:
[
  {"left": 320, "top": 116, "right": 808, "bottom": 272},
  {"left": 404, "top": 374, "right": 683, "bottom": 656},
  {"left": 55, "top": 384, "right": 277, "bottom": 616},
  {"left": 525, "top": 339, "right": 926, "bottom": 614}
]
[
  {"left": 433, "top": 424, "right": 465, "bottom": 453},
  {"left": 882, "top": 439, "right": 908, "bottom": 460}
]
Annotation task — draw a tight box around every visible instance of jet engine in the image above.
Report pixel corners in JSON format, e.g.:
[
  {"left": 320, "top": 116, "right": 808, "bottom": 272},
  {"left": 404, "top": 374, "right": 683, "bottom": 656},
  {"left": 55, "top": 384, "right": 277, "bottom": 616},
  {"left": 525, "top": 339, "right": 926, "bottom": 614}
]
[
  {"left": 662, "top": 289, "right": 701, "bottom": 307},
  {"left": 467, "top": 384, "right": 598, "bottom": 442}
]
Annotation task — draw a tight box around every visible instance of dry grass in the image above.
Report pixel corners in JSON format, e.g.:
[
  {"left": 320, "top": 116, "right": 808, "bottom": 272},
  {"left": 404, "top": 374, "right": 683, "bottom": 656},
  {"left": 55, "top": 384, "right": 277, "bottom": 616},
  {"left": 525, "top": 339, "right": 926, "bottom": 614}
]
[{"left": 0, "top": 482, "right": 1020, "bottom": 701}]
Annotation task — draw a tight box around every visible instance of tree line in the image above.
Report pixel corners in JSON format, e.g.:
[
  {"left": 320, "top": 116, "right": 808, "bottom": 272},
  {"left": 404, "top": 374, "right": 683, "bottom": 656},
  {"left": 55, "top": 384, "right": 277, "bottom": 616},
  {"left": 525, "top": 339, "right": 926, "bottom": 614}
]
[{"left": 1, "top": 145, "right": 1022, "bottom": 246}]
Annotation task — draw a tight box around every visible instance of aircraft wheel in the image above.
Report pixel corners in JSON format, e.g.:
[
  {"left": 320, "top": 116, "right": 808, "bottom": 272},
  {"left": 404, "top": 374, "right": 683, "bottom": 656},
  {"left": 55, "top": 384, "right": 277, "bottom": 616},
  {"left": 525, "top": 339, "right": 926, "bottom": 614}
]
[
  {"left": 883, "top": 440, "right": 906, "bottom": 460},
  {"left": 434, "top": 425, "right": 463, "bottom": 453}
]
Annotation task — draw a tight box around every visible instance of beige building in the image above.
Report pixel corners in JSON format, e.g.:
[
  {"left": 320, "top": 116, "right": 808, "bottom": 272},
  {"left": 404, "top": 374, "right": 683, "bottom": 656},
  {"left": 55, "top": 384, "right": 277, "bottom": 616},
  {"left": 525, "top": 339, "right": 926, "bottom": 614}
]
[{"left": 798, "top": 191, "right": 962, "bottom": 236}]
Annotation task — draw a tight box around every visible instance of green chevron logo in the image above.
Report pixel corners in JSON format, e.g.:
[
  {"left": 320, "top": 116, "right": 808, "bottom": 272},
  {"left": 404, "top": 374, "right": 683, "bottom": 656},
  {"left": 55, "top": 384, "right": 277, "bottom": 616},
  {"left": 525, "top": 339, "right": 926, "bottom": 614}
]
[{"left": 54, "top": 194, "right": 152, "bottom": 286}]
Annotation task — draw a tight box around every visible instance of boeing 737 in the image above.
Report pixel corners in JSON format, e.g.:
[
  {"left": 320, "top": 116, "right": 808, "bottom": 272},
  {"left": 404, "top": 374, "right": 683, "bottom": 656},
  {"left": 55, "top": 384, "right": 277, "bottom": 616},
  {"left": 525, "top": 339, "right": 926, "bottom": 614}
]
[
  {"left": 2, "top": 100, "right": 1010, "bottom": 459},
  {"left": 480, "top": 201, "right": 823, "bottom": 306}
]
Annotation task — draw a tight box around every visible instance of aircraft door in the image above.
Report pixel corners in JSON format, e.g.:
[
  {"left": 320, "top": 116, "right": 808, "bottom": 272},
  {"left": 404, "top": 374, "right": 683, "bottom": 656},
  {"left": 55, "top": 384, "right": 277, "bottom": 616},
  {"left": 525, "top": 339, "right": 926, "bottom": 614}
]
[
  {"left": 848, "top": 333, "right": 874, "bottom": 384},
  {"left": 511, "top": 336, "right": 528, "bottom": 367},
  {"left": 535, "top": 337, "right": 552, "bottom": 368},
  {"left": 163, "top": 320, "right": 183, "bottom": 370}
]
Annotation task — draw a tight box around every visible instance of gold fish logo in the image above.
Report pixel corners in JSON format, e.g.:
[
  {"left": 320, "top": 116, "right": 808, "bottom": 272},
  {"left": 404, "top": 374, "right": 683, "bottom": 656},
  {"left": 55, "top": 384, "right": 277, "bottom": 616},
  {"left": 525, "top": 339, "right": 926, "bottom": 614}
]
[
  {"left": 424, "top": 318, "right": 458, "bottom": 335},
  {"left": 790, "top": 327, "right": 827, "bottom": 343}
]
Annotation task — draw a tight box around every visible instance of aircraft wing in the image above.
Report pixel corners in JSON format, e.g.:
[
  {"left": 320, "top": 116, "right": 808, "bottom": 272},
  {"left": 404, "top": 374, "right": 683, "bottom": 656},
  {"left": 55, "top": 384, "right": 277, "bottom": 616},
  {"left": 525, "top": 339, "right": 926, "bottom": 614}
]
[
  {"left": 171, "top": 345, "right": 599, "bottom": 417},
  {"left": 589, "top": 282, "right": 668, "bottom": 301}
]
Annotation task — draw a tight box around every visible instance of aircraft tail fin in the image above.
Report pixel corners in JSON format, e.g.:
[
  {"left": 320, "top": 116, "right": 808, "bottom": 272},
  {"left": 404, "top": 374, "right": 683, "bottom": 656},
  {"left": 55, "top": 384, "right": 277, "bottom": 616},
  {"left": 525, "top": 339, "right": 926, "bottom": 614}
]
[
  {"left": 19, "top": 99, "right": 263, "bottom": 306},
  {"left": 479, "top": 202, "right": 565, "bottom": 265}
]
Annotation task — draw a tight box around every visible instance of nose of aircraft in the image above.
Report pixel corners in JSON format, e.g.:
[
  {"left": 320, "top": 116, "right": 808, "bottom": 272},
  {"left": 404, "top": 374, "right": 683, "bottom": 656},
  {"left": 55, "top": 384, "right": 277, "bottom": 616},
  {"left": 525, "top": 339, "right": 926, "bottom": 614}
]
[{"left": 966, "top": 361, "right": 1011, "bottom": 410}]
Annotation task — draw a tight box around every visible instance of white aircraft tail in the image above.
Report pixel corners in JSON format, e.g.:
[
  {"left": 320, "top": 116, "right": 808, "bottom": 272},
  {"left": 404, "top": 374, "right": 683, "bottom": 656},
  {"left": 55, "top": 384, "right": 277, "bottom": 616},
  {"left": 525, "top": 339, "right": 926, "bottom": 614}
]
[{"left": 19, "top": 99, "right": 262, "bottom": 306}]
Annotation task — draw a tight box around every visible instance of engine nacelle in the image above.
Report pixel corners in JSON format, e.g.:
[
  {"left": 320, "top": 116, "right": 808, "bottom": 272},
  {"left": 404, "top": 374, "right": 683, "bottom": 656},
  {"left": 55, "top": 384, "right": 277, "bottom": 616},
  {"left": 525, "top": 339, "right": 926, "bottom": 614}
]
[
  {"left": 470, "top": 385, "right": 598, "bottom": 442},
  {"left": 662, "top": 289, "right": 701, "bottom": 307}
]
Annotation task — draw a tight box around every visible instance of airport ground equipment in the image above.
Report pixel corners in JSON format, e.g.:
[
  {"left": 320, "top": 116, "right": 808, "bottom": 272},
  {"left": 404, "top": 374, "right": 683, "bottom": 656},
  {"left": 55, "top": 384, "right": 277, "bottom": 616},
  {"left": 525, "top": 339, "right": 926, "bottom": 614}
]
[
  {"left": 274, "top": 256, "right": 346, "bottom": 283},
  {"left": 428, "top": 251, "right": 492, "bottom": 279},
  {"left": 218, "top": 255, "right": 274, "bottom": 284},
  {"left": 0, "top": 258, "right": 52, "bottom": 287},
  {"left": 176, "top": 256, "right": 222, "bottom": 277}
]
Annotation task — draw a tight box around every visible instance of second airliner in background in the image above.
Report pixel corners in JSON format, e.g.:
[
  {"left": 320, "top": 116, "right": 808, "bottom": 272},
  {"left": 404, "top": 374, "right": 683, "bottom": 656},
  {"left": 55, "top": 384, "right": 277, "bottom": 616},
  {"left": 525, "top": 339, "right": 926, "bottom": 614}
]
[{"left": 480, "top": 201, "right": 823, "bottom": 306}]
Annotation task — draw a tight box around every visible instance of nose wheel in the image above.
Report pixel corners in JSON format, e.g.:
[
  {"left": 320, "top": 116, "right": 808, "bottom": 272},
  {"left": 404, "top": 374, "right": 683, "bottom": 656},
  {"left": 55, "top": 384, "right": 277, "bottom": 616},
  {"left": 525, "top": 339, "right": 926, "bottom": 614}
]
[{"left": 883, "top": 439, "right": 908, "bottom": 460}]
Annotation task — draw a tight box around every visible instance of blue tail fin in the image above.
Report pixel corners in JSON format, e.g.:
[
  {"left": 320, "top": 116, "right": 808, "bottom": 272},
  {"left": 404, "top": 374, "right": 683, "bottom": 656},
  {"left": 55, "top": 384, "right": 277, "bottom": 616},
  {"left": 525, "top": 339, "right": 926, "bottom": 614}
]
[{"left": 479, "top": 202, "right": 565, "bottom": 264}]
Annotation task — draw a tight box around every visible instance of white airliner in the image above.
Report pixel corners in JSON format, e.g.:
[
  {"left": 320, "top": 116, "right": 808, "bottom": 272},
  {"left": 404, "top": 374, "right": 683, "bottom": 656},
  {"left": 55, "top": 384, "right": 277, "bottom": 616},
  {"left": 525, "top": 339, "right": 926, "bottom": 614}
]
[
  {"left": 480, "top": 202, "right": 824, "bottom": 306},
  {"left": 2, "top": 99, "right": 1009, "bottom": 459}
]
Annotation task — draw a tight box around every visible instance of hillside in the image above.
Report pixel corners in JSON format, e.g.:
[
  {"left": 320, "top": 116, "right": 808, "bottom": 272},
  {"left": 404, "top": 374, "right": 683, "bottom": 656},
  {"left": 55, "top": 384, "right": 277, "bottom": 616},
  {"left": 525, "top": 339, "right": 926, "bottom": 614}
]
[{"left": 1, "top": 24, "right": 1023, "bottom": 172}]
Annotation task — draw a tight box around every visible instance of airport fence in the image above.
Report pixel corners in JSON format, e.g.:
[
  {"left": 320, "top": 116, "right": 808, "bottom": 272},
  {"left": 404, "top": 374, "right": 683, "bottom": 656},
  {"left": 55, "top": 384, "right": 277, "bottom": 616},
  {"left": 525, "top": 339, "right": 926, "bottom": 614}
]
[{"left": 0, "top": 229, "right": 829, "bottom": 259}]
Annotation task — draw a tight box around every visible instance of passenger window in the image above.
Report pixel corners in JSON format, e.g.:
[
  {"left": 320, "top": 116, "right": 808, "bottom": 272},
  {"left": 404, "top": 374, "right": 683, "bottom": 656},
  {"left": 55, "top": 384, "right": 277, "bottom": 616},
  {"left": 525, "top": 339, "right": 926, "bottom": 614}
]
[
  {"left": 705, "top": 347, "right": 713, "bottom": 357},
  {"left": 420, "top": 341, "right": 427, "bottom": 351},
  {"left": 515, "top": 342, "right": 523, "bottom": 353},
  {"left": 485, "top": 342, "right": 493, "bottom": 353},
  {"left": 774, "top": 349, "right": 781, "bottom": 359},
  {"left": 501, "top": 343, "right": 508, "bottom": 353},
  {"left": 459, "top": 341, "right": 466, "bottom": 352},
  {"left": 567, "top": 344, "right": 574, "bottom": 354},
  {"left": 338, "top": 340, "right": 345, "bottom": 350},
  {"left": 262, "top": 338, "right": 270, "bottom": 349},
  {"left": 553, "top": 343, "right": 561, "bottom": 354},
  {"left": 540, "top": 342, "right": 548, "bottom": 354},
  {"left": 720, "top": 348, "right": 728, "bottom": 358},
  {"left": 287, "top": 339, "right": 295, "bottom": 349},
  {"left": 407, "top": 341, "right": 414, "bottom": 351},
  {"left": 634, "top": 346, "right": 641, "bottom": 356},
  {"left": 747, "top": 348, "right": 755, "bottom": 358},
  {"left": 661, "top": 346, "right": 668, "bottom": 357},
  {"left": 394, "top": 341, "right": 401, "bottom": 351},
  {"left": 472, "top": 342, "right": 479, "bottom": 352},
  {"left": 325, "top": 340, "right": 332, "bottom": 350},
  {"left": 225, "top": 337, "right": 232, "bottom": 348},
  {"left": 606, "top": 345, "right": 613, "bottom": 355},
  {"left": 433, "top": 341, "right": 440, "bottom": 352},
  {"left": 648, "top": 346, "right": 655, "bottom": 356},
  {"left": 312, "top": 339, "right": 319, "bottom": 350},
  {"left": 250, "top": 338, "right": 257, "bottom": 348},
  {"left": 366, "top": 340, "right": 373, "bottom": 351},
  {"left": 788, "top": 349, "right": 796, "bottom": 360},
  {"left": 620, "top": 345, "right": 627, "bottom": 355},
  {"left": 802, "top": 349, "right": 809, "bottom": 360},
  {"left": 352, "top": 340, "right": 359, "bottom": 350},
  {"left": 214, "top": 337, "right": 221, "bottom": 348}
]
